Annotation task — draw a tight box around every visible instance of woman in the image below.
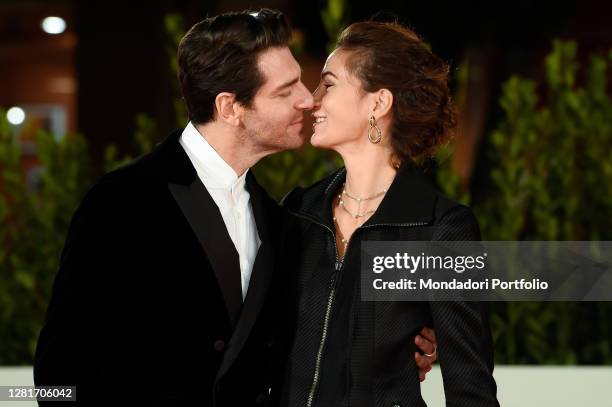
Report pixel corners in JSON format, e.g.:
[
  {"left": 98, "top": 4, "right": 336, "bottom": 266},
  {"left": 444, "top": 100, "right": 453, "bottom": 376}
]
[{"left": 280, "top": 22, "right": 498, "bottom": 406}]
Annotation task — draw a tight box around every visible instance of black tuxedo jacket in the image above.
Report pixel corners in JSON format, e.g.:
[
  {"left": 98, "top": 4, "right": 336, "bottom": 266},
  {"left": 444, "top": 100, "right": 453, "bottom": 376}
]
[{"left": 34, "top": 129, "right": 284, "bottom": 406}]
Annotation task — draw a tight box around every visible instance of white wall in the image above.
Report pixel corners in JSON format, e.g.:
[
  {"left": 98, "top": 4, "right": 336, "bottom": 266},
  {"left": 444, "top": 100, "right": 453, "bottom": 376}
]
[
  {"left": 421, "top": 365, "right": 612, "bottom": 406},
  {"left": 1, "top": 366, "right": 611, "bottom": 406}
]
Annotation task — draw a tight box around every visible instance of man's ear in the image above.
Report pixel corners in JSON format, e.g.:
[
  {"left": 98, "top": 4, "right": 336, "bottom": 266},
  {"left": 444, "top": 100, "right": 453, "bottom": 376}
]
[
  {"left": 372, "top": 88, "right": 393, "bottom": 119},
  {"left": 214, "top": 92, "right": 242, "bottom": 126}
]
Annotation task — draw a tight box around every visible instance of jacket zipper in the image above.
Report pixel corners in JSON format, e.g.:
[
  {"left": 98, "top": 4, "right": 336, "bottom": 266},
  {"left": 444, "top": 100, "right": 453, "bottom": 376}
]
[
  {"left": 305, "top": 263, "right": 340, "bottom": 407},
  {"left": 289, "top": 212, "right": 342, "bottom": 407},
  {"left": 290, "top": 210, "right": 428, "bottom": 407}
]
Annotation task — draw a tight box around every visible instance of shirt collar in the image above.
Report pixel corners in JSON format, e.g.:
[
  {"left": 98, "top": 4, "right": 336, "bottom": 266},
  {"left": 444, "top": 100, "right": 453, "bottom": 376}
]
[{"left": 180, "top": 121, "right": 249, "bottom": 190}]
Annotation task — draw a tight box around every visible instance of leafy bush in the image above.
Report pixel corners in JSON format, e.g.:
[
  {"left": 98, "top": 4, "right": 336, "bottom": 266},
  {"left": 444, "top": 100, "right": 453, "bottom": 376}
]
[
  {"left": 0, "top": 115, "right": 91, "bottom": 364},
  {"left": 438, "top": 41, "right": 612, "bottom": 363},
  {"left": 0, "top": 112, "right": 155, "bottom": 364}
]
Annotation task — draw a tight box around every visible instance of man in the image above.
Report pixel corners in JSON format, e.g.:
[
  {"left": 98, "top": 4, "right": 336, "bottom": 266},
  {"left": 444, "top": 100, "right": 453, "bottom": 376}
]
[{"left": 34, "top": 9, "right": 437, "bottom": 406}]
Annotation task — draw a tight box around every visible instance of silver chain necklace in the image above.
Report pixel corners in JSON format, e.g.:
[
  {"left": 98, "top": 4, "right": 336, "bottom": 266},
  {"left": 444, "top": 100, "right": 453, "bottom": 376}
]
[
  {"left": 333, "top": 182, "right": 390, "bottom": 254},
  {"left": 342, "top": 184, "right": 388, "bottom": 202},
  {"left": 338, "top": 182, "right": 388, "bottom": 219}
]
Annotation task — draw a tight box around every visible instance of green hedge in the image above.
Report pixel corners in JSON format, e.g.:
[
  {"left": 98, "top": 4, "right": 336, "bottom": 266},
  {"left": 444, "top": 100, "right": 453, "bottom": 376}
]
[{"left": 438, "top": 41, "right": 612, "bottom": 364}]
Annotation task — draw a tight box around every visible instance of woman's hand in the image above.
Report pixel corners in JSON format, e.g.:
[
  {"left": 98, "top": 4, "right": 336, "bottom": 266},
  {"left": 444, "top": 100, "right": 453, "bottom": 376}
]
[{"left": 414, "top": 327, "right": 437, "bottom": 382}]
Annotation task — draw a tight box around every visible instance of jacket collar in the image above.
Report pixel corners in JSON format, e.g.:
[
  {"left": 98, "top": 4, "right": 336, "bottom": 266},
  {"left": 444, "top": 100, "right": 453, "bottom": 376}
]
[
  {"left": 180, "top": 121, "right": 248, "bottom": 189},
  {"left": 155, "top": 128, "right": 273, "bottom": 239},
  {"left": 293, "top": 162, "right": 439, "bottom": 227},
  {"left": 153, "top": 128, "right": 199, "bottom": 186}
]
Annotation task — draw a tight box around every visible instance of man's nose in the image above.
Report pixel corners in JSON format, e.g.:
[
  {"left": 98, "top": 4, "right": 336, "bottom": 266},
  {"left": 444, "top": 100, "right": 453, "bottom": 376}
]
[{"left": 296, "top": 81, "right": 314, "bottom": 110}]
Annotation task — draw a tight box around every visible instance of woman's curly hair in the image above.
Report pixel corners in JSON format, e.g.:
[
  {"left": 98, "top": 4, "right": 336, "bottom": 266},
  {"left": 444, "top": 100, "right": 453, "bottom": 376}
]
[{"left": 336, "top": 21, "right": 458, "bottom": 165}]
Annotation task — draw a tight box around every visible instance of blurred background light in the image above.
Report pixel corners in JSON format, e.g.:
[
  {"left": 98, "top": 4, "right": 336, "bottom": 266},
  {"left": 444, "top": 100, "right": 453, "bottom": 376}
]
[
  {"left": 7, "top": 106, "right": 26, "bottom": 125},
  {"left": 41, "top": 16, "right": 66, "bottom": 34}
]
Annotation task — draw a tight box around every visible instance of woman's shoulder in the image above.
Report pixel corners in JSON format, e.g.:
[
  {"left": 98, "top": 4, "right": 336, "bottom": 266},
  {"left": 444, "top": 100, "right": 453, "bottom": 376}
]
[
  {"left": 396, "top": 164, "right": 480, "bottom": 238},
  {"left": 431, "top": 193, "right": 481, "bottom": 240},
  {"left": 280, "top": 168, "right": 345, "bottom": 212},
  {"left": 433, "top": 193, "right": 473, "bottom": 221}
]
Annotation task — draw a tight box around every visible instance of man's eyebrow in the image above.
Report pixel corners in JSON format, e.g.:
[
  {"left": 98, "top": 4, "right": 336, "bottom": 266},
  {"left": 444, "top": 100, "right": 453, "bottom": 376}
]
[
  {"left": 274, "top": 76, "right": 299, "bottom": 92},
  {"left": 272, "top": 66, "right": 303, "bottom": 92}
]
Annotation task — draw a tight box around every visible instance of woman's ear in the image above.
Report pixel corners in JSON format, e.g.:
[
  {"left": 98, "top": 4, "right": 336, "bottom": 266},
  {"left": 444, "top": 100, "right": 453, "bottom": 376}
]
[
  {"left": 372, "top": 88, "right": 393, "bottom": 119},
  {"left": 214, "top": 92, "right": 242, "bottom": 126}
]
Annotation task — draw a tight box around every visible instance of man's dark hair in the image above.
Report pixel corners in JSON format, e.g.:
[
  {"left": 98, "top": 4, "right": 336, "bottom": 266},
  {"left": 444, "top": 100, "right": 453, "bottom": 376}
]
[{"left": 177, "top": 9, "right": 291, "bottom": 124}]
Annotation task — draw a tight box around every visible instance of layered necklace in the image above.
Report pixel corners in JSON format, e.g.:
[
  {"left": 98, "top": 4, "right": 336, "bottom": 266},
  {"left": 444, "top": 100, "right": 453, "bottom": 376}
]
[
  {"left": 333, "top": 182, "right": 389, "bottom": 251},
  {"left": 338, "top": 182, "right": 387, "bottom": 219}
]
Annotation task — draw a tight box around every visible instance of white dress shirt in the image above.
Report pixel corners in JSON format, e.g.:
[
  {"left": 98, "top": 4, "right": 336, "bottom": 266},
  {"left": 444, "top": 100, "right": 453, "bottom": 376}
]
[{"left": 179, "top": 122, "right": 261, "bottom": 299}]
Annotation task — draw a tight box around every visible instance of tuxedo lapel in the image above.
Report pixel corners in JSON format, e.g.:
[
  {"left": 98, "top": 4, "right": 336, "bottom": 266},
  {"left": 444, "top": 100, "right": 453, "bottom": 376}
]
[
  {"left": 216, "top": 172, "right": 277, "bottom": 380},
  {"left": 168, "top": 180, "right": 243, "bottom": 328},
  {"left": 162, "top": 131, "right": 244, "bottom": 329}
]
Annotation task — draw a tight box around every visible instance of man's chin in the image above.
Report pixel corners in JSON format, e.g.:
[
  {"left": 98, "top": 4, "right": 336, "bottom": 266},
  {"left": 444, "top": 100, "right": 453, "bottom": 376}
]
[{"left": 282, "top": 133, "right": 307, "bottom": 151}]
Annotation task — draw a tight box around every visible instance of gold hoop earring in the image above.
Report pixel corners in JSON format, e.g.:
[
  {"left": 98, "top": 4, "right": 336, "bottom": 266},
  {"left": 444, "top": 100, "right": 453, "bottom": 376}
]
[{"left": 368, "top": 114, "right": 382, "bottom": 144}]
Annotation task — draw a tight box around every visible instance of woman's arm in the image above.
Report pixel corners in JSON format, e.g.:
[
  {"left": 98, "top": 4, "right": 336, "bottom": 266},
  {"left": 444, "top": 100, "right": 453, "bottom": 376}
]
[{"left": 430, "top": 205, "right": 499, "bottom": 406}]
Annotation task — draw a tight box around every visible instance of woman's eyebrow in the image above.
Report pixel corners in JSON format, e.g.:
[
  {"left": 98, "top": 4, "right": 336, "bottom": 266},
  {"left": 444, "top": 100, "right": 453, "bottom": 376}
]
[{"left": 321, "top": 71, "right": 338, "bottom": 80}]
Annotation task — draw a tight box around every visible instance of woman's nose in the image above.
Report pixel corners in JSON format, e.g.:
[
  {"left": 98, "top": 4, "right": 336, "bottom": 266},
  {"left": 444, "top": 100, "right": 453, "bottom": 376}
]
[{"left": 312, "top": 83, "right": 325, "bottom": 102}]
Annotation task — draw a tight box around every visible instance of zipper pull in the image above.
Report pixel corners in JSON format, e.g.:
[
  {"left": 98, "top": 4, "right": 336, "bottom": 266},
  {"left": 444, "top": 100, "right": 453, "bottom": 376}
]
[{"left": 335, "top": 261, "right": 343, "bottom": 271}]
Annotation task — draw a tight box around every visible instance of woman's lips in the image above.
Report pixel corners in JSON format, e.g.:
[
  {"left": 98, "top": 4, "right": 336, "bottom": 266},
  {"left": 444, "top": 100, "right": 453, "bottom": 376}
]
[{"left": 312, "top": 118, "right": 326, "bottom": 130}]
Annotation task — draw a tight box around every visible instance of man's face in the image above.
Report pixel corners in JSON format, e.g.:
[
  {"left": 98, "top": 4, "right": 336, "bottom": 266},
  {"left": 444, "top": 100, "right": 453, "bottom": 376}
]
[{"left": 240, "top": 46, "right": 314, "bottom": 153}]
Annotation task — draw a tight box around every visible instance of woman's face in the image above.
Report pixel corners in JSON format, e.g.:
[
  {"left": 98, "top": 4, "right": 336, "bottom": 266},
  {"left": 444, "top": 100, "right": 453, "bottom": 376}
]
[{"left": 311, "top": 49, "right": 377, "bottom": 151}]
